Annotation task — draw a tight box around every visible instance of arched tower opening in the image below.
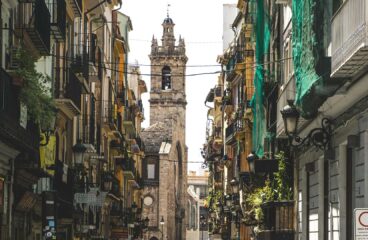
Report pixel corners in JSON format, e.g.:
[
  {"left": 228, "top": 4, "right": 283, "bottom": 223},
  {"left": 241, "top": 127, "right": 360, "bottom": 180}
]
[{"left": 162, "top": 66, "right": 171, "bottom": 90}]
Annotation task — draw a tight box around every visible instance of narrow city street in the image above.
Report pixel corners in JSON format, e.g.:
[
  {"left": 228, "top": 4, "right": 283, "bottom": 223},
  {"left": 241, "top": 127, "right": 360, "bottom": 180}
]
[{"left": 0, "top": 0, "right": 366, "bottom": 240}]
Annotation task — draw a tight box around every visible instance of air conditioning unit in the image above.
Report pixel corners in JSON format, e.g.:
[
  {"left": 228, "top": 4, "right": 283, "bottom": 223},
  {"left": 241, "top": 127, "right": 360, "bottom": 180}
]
[{"left": 275, "top": 0, "right": 290, "bottom": 4}]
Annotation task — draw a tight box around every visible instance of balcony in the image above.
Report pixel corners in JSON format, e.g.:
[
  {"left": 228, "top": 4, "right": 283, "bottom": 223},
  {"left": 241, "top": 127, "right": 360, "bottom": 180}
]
[
  {"left": 71, "top": 51, "right": 90, "bottom": 85},
  {"left": 331, "top": 0, "right": 368, "bottom": 78},
  {"left": 16, "top": 0, "right": 51, "bottom": 55},
  {"left": 67, "top": 0, "right": 82, "bottom": 17},
  {"left": 47, "top": 0, "right": 66, "bottom": 41},
  {"left": 257, "top": 201, "right": 295, "bottom": 240},
  {"left": 225, "top": 118, "right": 244, "bottom": 144},
  {"left": 222, "top": 97, "right": 233, "bottom": 115},
  {"left": 54, "top": 68, "right": 81, "bottom": 118},
  {"left": 81, "top": 114, "right": 96, "bottom": 148},
  {"left": 0, "top": 68, "right": 39, "bottom": 153},
  {"left": 103, "top": 102, "right": 118, "bottom": 131},
  {"left": 122, "top": 158, "right": 136, "bottom": 180},
  {"left": 55, "top": 68, "right": 82, "bottom": 118},
  {"left": 123, "top": 109, "right": 136, "bottom": 135}
]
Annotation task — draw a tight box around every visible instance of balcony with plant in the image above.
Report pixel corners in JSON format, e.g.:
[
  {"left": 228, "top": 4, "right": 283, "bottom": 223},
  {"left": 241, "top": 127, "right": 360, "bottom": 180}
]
[
  {"left": 242, "top": 151, "right": 294, "bottom": 240},
  {"left": 205, "top": 189, "right": 224, "bottom": 235}
]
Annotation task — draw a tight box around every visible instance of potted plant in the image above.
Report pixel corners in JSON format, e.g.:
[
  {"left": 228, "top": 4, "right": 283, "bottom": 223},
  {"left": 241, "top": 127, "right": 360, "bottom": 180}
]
[{"left": 259, "top": 152, "right": 294, "bottom": 239}]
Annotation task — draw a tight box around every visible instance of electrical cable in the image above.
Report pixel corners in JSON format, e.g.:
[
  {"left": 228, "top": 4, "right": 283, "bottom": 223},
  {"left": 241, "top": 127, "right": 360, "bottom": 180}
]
[
  {"left": 112, "top": 150, "right": 207, "bottom": 164},
  {"left": 47, "top": 52, "right": 292, "bottom": 77}
]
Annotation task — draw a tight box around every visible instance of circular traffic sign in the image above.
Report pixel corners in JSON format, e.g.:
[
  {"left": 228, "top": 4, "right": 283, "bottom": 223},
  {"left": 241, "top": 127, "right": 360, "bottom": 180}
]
[{"left": 358, "top": 211, "right": 368, "bottom": 227}]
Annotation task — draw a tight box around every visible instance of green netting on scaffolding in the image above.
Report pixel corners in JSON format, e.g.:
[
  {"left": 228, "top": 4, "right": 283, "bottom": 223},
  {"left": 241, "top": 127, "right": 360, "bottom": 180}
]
[
  {"left": 250, "top": 0, "right": 270, "bottom": 157},
  {"left": 292, "top": 0, "right": 330, "bottom": 117}
]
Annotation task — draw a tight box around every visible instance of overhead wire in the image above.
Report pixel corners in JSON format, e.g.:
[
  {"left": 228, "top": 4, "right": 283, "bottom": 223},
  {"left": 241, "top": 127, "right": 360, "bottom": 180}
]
[{"left": 47, "top": 52, "right": 293, "bottom": 78}]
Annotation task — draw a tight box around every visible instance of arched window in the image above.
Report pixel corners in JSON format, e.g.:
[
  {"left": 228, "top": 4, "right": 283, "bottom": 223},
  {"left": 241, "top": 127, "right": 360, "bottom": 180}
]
[{"left": 162, "top": 66, "right": 171, "bottom": 90}]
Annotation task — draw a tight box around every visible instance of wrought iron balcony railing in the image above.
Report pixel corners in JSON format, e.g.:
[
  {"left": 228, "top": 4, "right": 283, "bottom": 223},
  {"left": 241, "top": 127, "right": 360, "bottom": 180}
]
[
  {"left": 71, "top": 50, "right": 89, "bottom": 82},
  {"left": 225, "top": 115, "right": 244, "bottom": 143},
  {"left": 47, "top": 0, "right": 66, "bottom": 41},
  {"left": 65, "top": 68, "right": 82, "bottom": 111},
  {"left": 16, "top": 0, "right": 51, "bottom": 55},
  {"left": 122, "top": 158, "right": 136, "bottom": 180},
  {"left": 258, "top": 201, "right": 295, "bottom": 240}
]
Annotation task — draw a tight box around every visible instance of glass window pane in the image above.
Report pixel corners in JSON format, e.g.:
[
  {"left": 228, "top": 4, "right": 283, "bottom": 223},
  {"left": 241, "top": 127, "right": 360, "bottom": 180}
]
[{"left": 148, "top": 164, "right": 155, "bottom": 179}]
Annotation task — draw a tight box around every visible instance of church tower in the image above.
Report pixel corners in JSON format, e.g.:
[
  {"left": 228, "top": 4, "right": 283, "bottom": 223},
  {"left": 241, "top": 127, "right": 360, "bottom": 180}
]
[
  {"left": 149, "top": 14, "right": 188, "bottom": 127},
  {"left": 141, "top": 13, "right": 188, "bottom": 240}
]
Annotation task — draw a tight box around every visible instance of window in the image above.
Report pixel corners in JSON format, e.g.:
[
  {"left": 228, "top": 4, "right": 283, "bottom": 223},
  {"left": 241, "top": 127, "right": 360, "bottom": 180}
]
[
  {"left": 147, "top": 164, "right": 155, "bottom": 179},
  {"left": 284, "top": 41, "right": 294, "bottom": 83},
  {"left": 162, "top": 66, "right": 171, "bottom": 90},
  {"left": 144, "top": 157, "right": 159, "bottom": 184}
]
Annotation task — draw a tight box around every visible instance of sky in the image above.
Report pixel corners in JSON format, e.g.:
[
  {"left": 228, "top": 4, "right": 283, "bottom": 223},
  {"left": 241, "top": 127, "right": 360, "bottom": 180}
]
[{"left": 121, "top": 0, "right": 236, "bottom": 173}]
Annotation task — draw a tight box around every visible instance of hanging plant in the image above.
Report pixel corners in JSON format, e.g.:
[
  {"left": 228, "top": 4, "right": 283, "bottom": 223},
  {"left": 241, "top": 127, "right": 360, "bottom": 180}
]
[
  {"left": 274, "top": 151, "right": 293, "bottom": 201},
  {"left": 15, "top": 47, "right": 55, "bottom": 128}
]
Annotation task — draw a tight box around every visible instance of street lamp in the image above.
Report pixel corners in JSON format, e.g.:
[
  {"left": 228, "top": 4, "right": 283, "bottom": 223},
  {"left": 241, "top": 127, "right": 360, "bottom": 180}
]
[
  {"left": 72, "top": 139, "right": 87, "bottom": 165},
  {"left": 230, "top": 178, "right": 239, "bottom": 194},
  {"left": 246, "top": 152, "right": 257, "bottom": 173},
  {"left": 280, "top": 100, "right": 300, "bottom": 137},
  {"left": 160, "top": 216, "right": 165, "bottom": 240},
  {"left": 72, "top": 139, "right": 87, "bottom": 192},
  {"left": 225, "top": 195, "right": 232, "bottom": 208},
  {"left": 280, "top": 100, "right": 333, "bottom": 150},
  {"left": 40, "top": 115, "right": 56, "bottom": 146}
]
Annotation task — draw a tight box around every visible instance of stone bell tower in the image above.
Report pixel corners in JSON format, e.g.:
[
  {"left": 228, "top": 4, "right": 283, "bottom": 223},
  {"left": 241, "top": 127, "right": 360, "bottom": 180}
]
[
  {"left": 149, "top": 14, "right": 188, "bottom": 128},
  {"left": 141, "top": 13, "right": 188, "bottom": 240}
]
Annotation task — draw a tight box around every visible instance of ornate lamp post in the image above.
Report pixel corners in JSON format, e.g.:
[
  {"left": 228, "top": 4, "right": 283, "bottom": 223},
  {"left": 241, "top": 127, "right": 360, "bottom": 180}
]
[
  {"left": 280, "top": 100, "right": 332, "bottom": 150},
  {"left": 72, "top": 139, "right": 87, "bottom": 166},
  {"left": 72, "top": 139, "right": 87, "bottom": 191}
]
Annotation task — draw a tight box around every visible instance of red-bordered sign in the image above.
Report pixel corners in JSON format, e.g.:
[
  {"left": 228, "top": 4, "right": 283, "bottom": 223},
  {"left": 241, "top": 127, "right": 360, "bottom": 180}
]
[
  {"left": 355, "top": 208, "right": 368, "bottom": 238},
  {"left": 359, "top": 211, "right": 368, "bottom": 227}
]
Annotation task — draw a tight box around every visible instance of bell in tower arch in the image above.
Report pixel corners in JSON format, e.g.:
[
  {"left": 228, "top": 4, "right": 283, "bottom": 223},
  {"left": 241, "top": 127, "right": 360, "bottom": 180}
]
[{"left": 162, "top": 66, "right": 172, "bottom": 90}]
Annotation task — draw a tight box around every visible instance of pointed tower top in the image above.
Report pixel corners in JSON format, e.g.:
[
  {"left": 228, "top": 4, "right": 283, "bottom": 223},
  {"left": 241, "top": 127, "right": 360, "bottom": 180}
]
[{"left": 163, "top": 3, "right": 174, "bottom": 25}]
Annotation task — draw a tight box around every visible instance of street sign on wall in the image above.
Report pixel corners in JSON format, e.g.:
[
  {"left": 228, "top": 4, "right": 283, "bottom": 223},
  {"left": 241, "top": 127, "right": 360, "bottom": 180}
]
[{"left": 355, "top": 208, "right": 368, "bottom": 239}]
